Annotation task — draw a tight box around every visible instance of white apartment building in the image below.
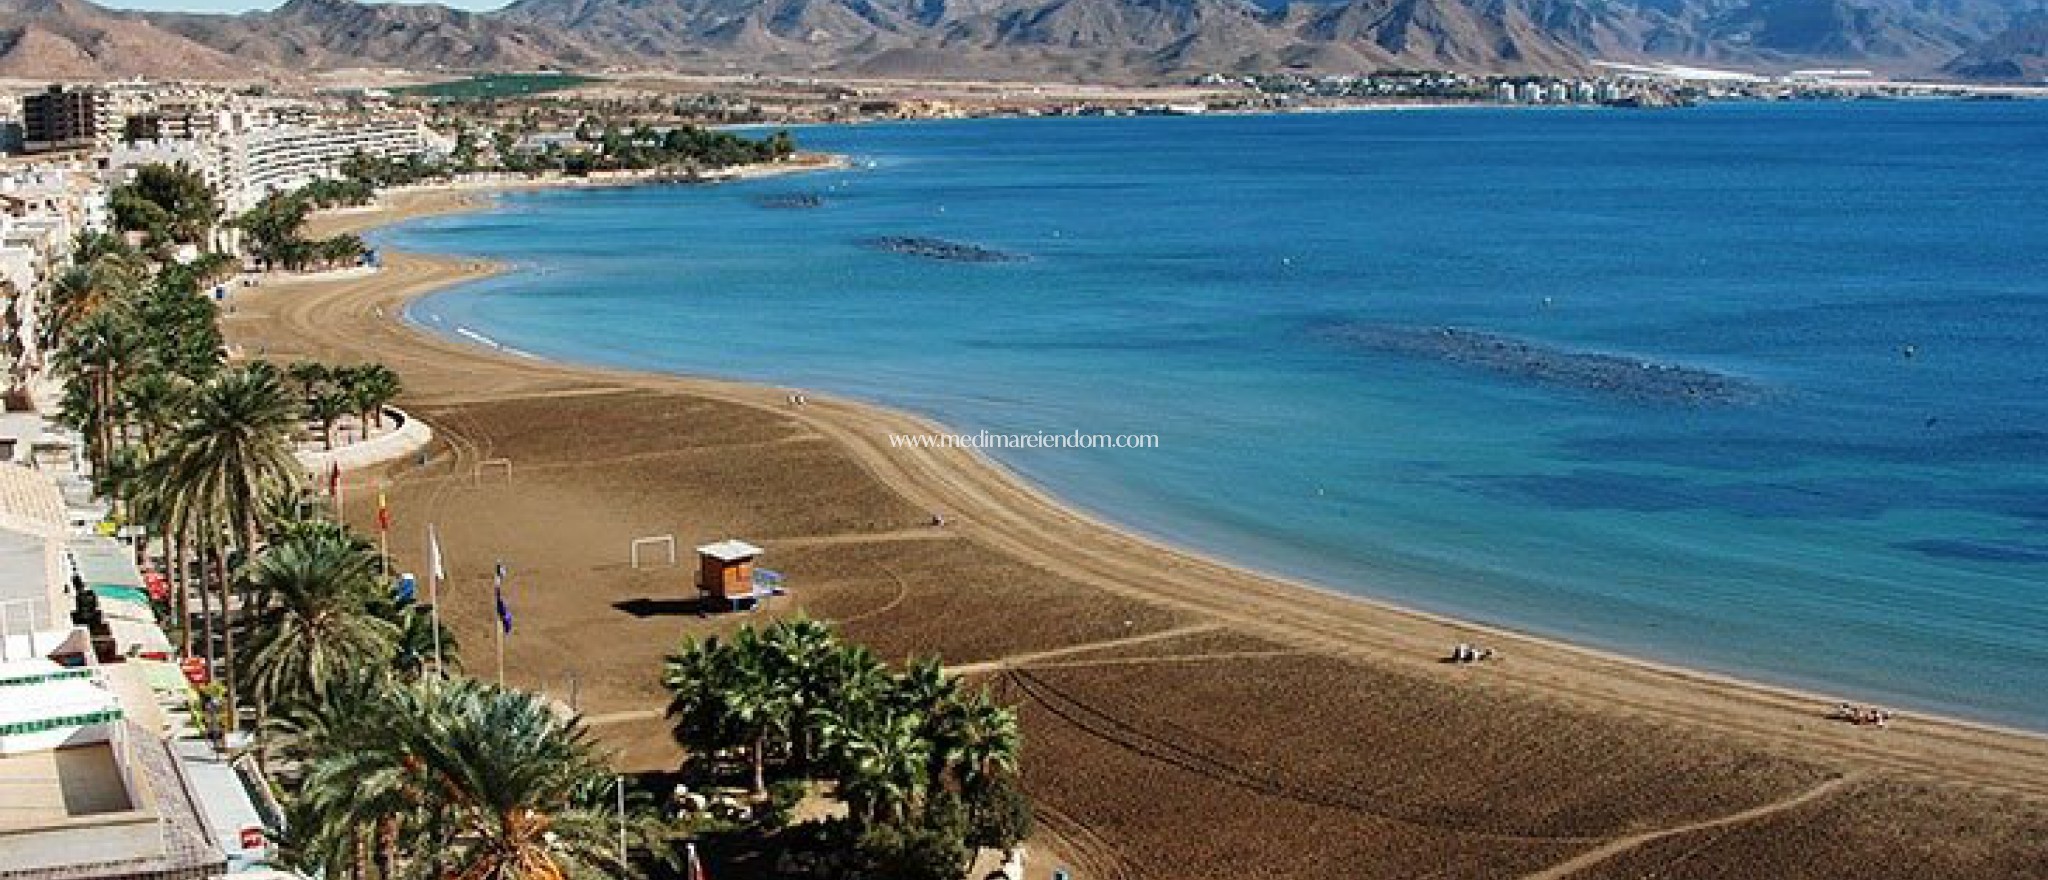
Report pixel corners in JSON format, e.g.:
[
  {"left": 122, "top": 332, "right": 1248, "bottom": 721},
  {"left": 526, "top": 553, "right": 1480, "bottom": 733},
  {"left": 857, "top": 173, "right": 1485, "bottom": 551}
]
[
  {"left": 229, "top": 119, "right": 428, "bottom": 213},
  {"left": 112, "top": 117, "right": 431, "bottom": 216},
  {"left": 0, "top": 164, "right": 109, "bottom": 389}
]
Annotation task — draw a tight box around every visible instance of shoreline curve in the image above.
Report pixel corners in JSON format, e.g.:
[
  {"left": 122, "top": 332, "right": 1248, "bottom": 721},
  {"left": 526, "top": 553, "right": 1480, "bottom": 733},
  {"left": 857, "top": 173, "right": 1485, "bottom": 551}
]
[{"left": 236, "top": 182, "right": 2048, "bottom": 807}]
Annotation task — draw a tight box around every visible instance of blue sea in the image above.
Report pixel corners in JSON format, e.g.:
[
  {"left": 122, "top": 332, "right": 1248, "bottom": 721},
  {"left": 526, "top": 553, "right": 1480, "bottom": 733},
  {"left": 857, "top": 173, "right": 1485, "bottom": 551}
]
[{"left": 386, "top": 102, "right": 2048, "bottom": 729}]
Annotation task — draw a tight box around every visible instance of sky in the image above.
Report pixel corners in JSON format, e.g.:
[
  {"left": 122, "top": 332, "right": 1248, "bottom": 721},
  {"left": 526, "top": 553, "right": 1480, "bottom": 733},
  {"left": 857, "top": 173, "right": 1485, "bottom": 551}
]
[{"left": 102, "top": 0, "right": 509, "bottom": 12}]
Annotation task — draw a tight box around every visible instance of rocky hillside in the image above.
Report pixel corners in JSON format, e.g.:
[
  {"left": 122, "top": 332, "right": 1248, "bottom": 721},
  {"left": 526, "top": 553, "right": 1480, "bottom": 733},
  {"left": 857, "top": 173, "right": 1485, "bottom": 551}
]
[
  {"left": 0, "top": 0, "right": 253, "bottom": 79},
  {"left": 149, "top": 0, "right": 610, "bottom": 72},
  {"left": 1, "top": 0, "right": 2044, "bottom": 85},
  {"left": 1944, "top": 12, "right": 2048, "bottom": 80}
]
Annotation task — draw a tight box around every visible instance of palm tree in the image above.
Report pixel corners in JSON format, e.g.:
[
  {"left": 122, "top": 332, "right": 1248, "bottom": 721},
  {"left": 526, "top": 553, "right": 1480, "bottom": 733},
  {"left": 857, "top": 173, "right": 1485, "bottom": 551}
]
[
  {"left": 237, "top": 529, "right": 399, "bottom": 719},
  {"left": 316, "top": 234, "right": 366, "bottom": 269},
  {"left": 94, "top": 444, "right": 148, "bottom": 518},
  {"left": 118, "top": 369, "right": 188, "bottom": 458},
  {"left": 306, "top": 390, "right": 350, "bottom": 450},
  {"left": 43, "top": 251, "right": 148, "bottom": 347},
  {"left": 69, "top": 229, "right": 134, "bottom": 265},
  {"left": 258, "top": 483, "right": 324, "bottom": 540},
  {"left": 157, "top": 482, "right": 230, "bottom": 714},
  {"left": 288, "top": 678, "right": 631, "bottom": 880},
  {"left": 664, "top": 629, "right": 789, "bottom": 796},
  {"left": 125, "top": 455, "right": 186, "bottom": 649},
  {"left": 44, "top": 266, "right": 101, "bottom": 349},
  {"left": 337, "top": 363, "right": 402, "bottom": 433},
  {"left": 664, "top": 635, "right": 737, "bottom": 743},
  {"left": 56, "top": 310, "right": 147, "bottom": 473},
  {"left": 928, "top": 688, "right": 1020, "bottom": 795},
  {"left": 272, "top": 671, "right": 422, "bottom": 880},
  {"left": 764, "top": 616, "right": 847, "bottom": 769},
  {"left": 285, "top": 360, "right": 329, "bottom": 402},
  {"left": 265, "top": 665, "right": 391, "bottom": 764},
  {"left": 827, "top": 706, "right": 932, "bottom": 827},
  {"left": 159, "top": 365, "right": 305, "bottom": 730},
  {"left": 378, "top": 596, "right": 460, "bottom": 681},
  {"left": 891, "top": 656, "right": 959, "bottom": 719}
]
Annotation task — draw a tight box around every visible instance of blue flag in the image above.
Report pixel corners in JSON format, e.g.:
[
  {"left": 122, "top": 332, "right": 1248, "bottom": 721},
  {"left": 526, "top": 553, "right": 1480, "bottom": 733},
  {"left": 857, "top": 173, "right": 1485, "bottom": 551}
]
[
  {"left": 493, "top": 562, "right": 513, "bottom": 634},
  {"left": 394, "top": 573, "right": 416, "bottom": 604}
]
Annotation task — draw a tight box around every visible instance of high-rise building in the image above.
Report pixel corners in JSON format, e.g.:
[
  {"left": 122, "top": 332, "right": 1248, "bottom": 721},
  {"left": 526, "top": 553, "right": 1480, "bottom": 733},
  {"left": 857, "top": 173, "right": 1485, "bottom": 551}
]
[{"left": 20, "top": 86, "right": 107, "bottom": 154}]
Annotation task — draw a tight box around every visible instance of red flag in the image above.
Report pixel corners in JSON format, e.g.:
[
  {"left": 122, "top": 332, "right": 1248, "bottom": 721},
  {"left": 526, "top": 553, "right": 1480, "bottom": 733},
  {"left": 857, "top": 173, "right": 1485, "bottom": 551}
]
[
  {"left": 328, "top": 462, "right": 341, "bottom": 497},
  {"left": 376, "top": 492, "right": 392, "bottom": 532}
]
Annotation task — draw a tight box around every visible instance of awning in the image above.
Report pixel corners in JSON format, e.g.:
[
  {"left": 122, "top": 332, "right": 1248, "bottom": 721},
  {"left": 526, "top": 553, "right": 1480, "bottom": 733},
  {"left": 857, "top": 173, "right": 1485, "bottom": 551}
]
[{"left": 68, "top": 537, "right": 145, "bottom": 592}]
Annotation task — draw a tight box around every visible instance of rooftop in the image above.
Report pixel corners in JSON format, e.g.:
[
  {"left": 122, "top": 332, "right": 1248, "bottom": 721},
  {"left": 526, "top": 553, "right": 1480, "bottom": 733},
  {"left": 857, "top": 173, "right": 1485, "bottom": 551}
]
[
  {"left": 697, "top": 539, "right": 763, "bottom": 562},
  {"left": 0, "top": 723, "right": 224, "bottom": 879},
  {"left": 0, "top": 462, "right": 66, "bottom": 537},
  {"left": 0, "top": 663, "right": 121, "bottom": 746},
  {"left": 0, "top": 743, "right": 133, "bottom": 826},
  {"left": 0, "top": 526, "right": 67, "bottom": 637}
]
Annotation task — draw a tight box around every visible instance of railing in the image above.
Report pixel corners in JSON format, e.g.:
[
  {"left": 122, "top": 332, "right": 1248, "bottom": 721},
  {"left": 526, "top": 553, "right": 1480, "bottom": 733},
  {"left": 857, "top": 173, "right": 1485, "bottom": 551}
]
[{"left": 0, "top": 707, "right": 124, "bottom": 737}]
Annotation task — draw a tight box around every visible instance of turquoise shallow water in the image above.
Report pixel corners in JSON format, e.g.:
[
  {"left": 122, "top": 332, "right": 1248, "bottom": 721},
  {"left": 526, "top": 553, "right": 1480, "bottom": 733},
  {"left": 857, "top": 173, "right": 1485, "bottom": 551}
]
[{"left": 387, "top": 102, "right": 2048, "bottom": 729}]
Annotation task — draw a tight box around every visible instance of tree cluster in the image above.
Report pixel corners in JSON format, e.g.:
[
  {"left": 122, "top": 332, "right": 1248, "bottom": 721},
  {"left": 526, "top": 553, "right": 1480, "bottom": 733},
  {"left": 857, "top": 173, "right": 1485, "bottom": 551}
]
[
  {"left": 110, "top": 163, "right": 221, "bottom": 257},
  {"left": 233, "top": 190, "right": 368, "bottom": 272},
  {"left": 337, "top": 152, "right": 451, "bottom": 189},
  {"left": 283, "top": 360, "right": 401, "bottom": 450},
  {"left": 566, "top": 120, "right": 797, "bottom": 173},
  {"left": 297, "top": 177, "right": 377, "bottom": 210},
  {"left": 51, "top": 205, "right": 645, "bottom": 880},
  {"left": 343, "top": 121, "right": 796, "bottom": 181},
  {"left": 666, "top": 619, "right": 1031, "bottom": 879}
]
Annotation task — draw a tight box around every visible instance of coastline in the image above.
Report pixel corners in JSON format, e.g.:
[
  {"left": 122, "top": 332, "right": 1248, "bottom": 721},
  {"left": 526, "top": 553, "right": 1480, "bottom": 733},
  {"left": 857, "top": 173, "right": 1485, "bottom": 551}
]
[
  {"left": 360, "top": 184, "right": 2048, "bottom": 748},
  {"left": 310, "top": 183, "right": 2048, "bottom": 755},
  {"left": 231, "top": 180, "right": 2048, "bottom": 876}
]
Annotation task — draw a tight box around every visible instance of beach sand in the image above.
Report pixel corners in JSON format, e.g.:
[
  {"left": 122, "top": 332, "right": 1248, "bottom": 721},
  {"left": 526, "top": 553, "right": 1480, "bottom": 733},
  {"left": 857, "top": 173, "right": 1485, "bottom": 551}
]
[{"left": 222, "top": 187, "right": 2048, "bottom": 879}]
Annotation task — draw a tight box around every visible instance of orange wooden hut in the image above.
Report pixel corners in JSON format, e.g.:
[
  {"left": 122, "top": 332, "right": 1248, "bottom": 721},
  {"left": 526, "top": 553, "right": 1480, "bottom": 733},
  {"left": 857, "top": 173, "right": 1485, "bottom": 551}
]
[{"left": 696, "top": 539, "right": 764, "bottom": 609}]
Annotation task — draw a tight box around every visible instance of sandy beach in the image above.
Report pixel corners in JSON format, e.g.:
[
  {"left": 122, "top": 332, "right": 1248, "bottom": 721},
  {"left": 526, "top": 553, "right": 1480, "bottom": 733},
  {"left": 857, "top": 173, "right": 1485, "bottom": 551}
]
[{"left": 221, "top": 185, "right": 2048, "bottom": 879}]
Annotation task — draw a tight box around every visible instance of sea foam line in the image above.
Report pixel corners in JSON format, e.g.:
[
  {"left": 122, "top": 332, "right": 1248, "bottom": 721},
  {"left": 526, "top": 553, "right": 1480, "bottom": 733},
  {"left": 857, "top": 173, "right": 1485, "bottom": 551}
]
[{"left": 454, "top": 326, "right": 541, "bottom": 360}]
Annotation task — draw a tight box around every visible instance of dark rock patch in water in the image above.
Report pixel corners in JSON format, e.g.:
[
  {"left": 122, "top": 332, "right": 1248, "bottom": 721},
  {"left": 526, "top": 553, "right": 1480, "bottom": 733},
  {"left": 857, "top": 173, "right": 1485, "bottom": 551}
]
[
  {"left": 862, "top": 236, "right": 1025, "bottom": 263},
  {"left": 753, "top": 193, "right": 824, "bottom": 209},
  {"left": 1470, "top": 470, "right": 1899, "bottom": 519},
  {"left": 1897, "top": 539, "right": 2048, "bottom": 565},
  {"left": 1318, "top": 323, "right": 1762, "bottom": 405}
]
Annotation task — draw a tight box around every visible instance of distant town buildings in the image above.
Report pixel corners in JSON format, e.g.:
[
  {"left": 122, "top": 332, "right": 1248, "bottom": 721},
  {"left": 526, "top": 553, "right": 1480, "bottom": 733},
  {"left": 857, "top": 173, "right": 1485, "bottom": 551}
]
[
  {"left": 33, "top": 87, "right": 437, "bottom": 215},
  {"left": 0, "top": 81, "right": 444, "bottom": 386},
  {"left": 21, "top": 86, "right": 108, "bottom": 155}
]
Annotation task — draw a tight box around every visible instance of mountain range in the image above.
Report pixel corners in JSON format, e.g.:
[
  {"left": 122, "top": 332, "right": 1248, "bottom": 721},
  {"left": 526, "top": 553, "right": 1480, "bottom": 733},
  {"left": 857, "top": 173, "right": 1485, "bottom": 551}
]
[{"left": 2, "top": 0, "right": 2044, "bottom": 84}]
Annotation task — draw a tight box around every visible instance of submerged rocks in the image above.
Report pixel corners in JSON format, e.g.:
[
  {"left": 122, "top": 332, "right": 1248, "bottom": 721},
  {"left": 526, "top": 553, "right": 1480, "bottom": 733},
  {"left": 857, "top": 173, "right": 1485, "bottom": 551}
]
[
  {"left": 1319, "top": 323, "right": 1763, "bottom": 405},
  {"left": 753, "top": 192, "right": 824, "bottom": 209},
  {"left": 862, "top": 236, "right": 1025, "bottom": 263}
]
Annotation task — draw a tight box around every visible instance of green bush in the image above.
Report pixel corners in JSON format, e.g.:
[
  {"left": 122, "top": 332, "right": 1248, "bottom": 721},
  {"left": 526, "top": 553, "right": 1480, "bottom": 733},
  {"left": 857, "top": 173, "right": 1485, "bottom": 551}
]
[
  {"left": 856, "top": 822, "right": 968, "bottom": 880},
  {"left": 966, "top": 776, "right": 1033, "bottom": 852},
  {"left": 763, "top": 778, "right": 809, "bottom": 831}
]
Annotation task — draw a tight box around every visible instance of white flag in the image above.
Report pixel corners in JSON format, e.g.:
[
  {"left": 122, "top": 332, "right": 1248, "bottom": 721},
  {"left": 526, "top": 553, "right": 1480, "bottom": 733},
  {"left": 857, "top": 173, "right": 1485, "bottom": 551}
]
[{"left": 427, "top": 524, "right": 447, "bottom": 582}]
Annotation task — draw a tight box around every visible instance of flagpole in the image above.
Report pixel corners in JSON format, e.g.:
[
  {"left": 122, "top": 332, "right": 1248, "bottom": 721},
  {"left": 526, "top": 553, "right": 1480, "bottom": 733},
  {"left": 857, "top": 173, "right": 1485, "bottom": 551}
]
[
  {"left": 492, "top": 561, "right": 508, "bottom": 685},
  {"left": 428, "top": 524, "right": 444, "bottom": 679},
  {"left": 377, "top": 490, "right": 389, "bottom": 579},
  {"left": 494, "top": 603, "right": 505, "bottom": 685}
]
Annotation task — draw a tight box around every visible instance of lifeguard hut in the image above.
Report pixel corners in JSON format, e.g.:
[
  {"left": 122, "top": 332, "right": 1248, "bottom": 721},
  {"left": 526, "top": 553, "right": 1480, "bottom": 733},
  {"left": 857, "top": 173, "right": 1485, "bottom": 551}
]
[{"left": 696, "top": 539, "right": 773, "bottom": 611}]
